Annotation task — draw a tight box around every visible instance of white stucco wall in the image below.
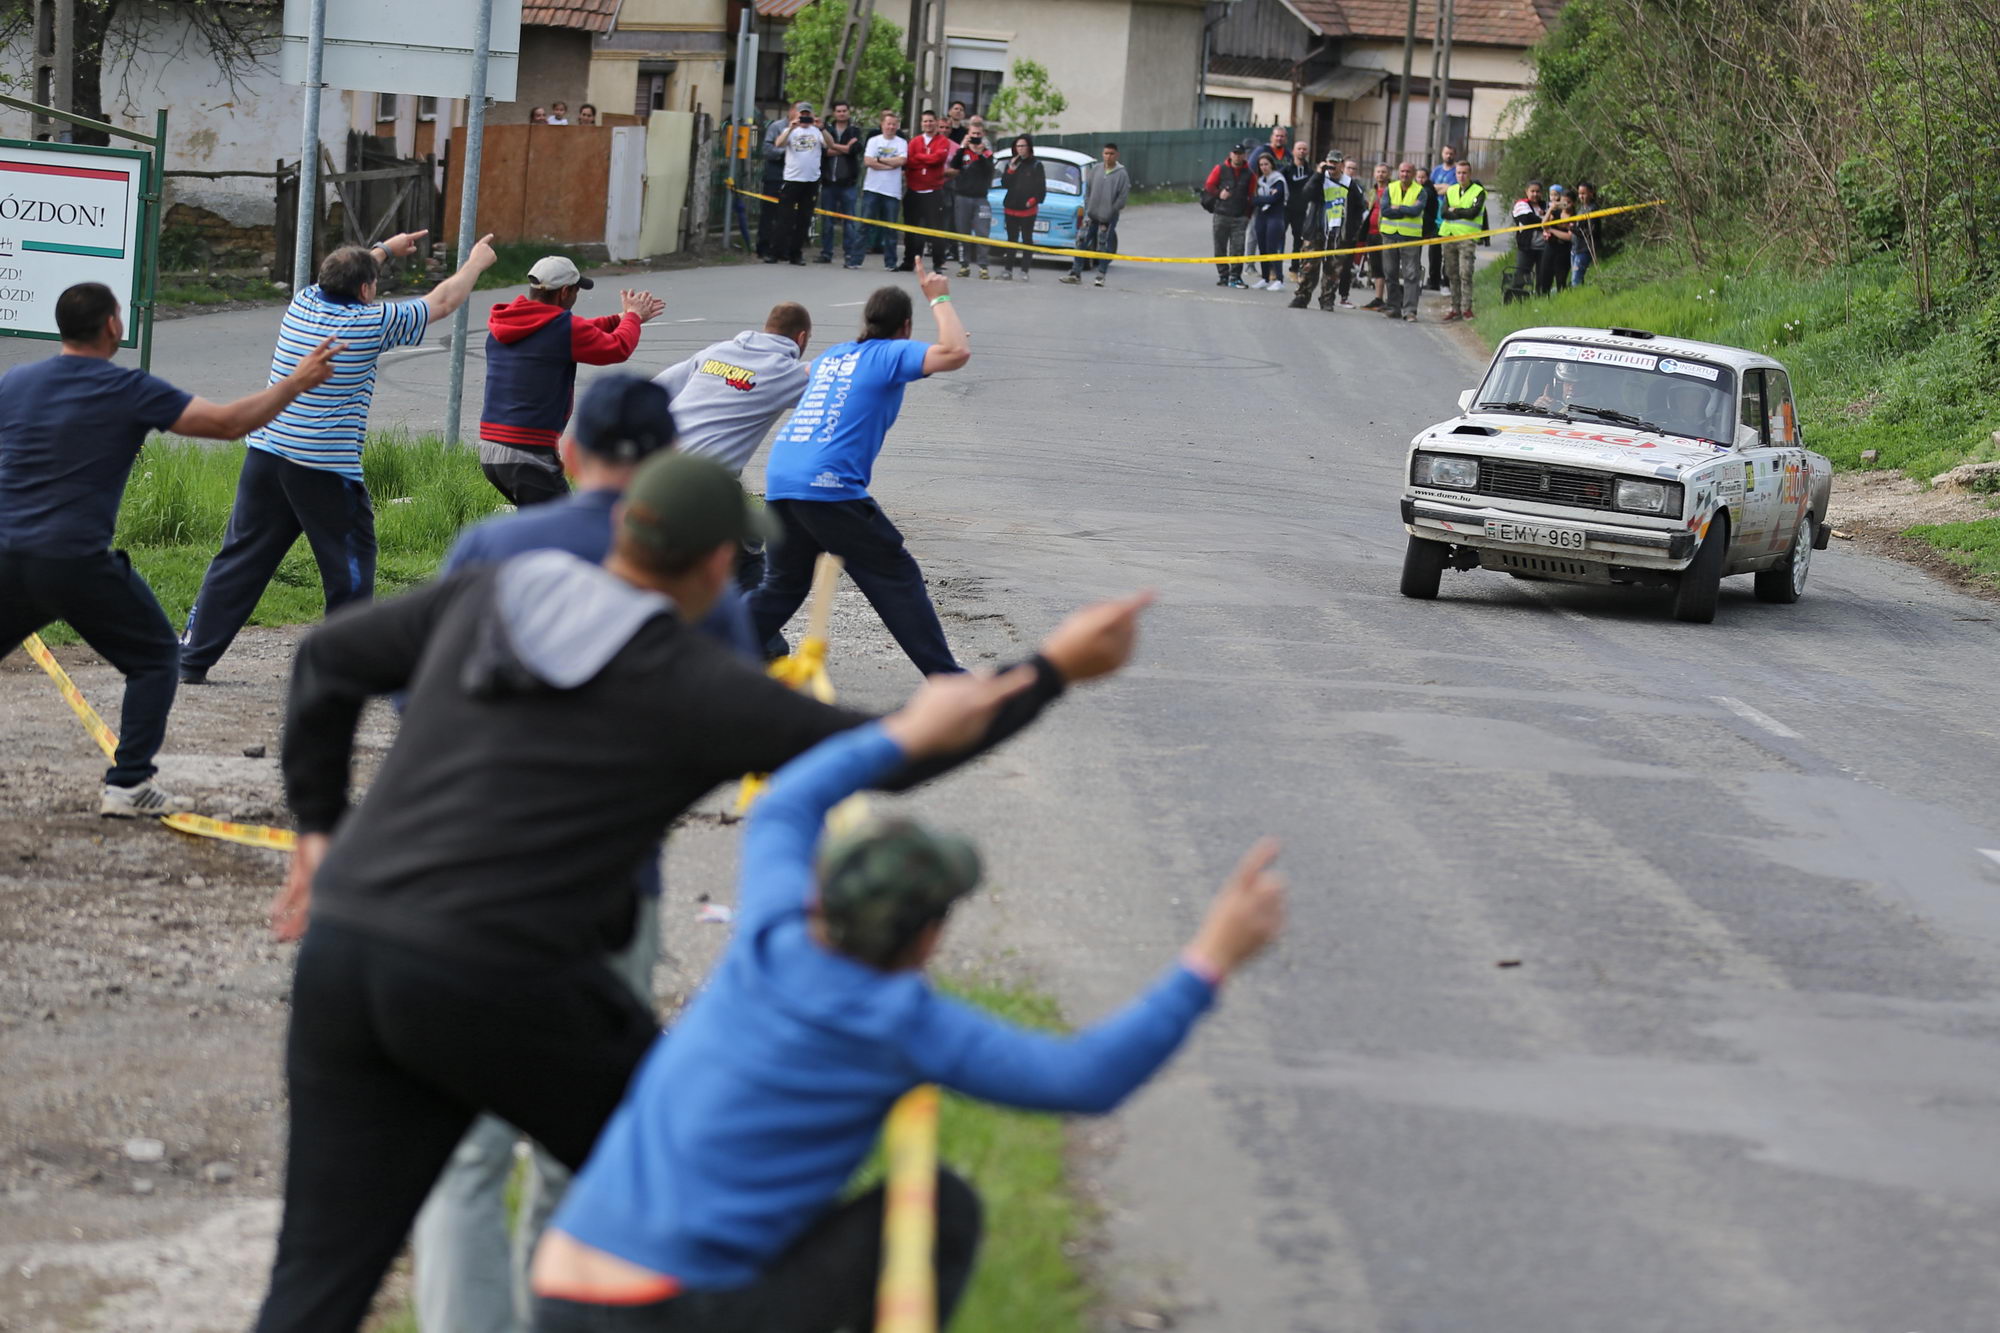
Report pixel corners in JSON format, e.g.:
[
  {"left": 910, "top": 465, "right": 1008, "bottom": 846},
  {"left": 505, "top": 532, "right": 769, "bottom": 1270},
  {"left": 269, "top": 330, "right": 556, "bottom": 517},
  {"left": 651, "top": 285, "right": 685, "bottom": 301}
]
[
  {"left": 1342, "top": 39, "right": 1534, "bottom": 145},
  {"left": 0, "top": 4, "right": 349, "bottom": 230},
  {"left": 945, "top": 0, "right": 1133, "bottom": 132}
]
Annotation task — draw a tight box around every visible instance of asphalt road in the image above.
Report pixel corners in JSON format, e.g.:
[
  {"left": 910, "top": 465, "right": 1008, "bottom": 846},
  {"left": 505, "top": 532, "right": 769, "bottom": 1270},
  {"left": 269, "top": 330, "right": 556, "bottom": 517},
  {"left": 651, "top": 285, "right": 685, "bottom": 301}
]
[{"left": 22, "top": 204, "right": 2000, "bottom": 1330}]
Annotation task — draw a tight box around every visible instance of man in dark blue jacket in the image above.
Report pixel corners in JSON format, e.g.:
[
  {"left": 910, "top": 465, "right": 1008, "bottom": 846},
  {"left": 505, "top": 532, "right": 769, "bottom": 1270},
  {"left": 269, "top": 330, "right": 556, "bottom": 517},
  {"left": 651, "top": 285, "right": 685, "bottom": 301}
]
[
  {"left": 479, "top": 257, "right": 665, "bottom": 507},
  {"left": 528, "top": 691, "right": 1286, "bottom": 1331}
]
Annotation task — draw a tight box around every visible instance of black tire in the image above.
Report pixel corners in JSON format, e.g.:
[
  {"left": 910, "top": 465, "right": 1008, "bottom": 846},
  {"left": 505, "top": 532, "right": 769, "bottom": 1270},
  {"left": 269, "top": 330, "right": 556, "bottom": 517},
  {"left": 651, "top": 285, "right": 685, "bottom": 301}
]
[
  {"left": 1672, "top": 516, "right": 1727, "bottom": 624},
  {"left": 1401, "top": 534, "right": 1449, "bottom": 599},
  {"left": 1754, "top": 514, "right": 1814, "bottom": 604}
]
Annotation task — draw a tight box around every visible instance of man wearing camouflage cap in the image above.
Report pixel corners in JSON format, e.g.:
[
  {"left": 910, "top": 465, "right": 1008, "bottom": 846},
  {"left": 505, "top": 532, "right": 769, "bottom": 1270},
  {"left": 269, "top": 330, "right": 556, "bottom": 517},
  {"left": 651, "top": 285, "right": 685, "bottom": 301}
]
[
  {"left": 254, "top": 446, "right": 1153, "bottom": 1331},
  {"left": 527, "top": 684, "right": 1288, "bottom": 1330}
]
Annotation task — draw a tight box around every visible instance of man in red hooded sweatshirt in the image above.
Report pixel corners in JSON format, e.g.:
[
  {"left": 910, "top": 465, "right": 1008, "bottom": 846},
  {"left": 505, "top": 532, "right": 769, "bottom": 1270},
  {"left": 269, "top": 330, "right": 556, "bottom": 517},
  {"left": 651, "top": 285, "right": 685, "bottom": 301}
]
[{"left": 478, "top": 256, "right": 666, "bottom": 506}]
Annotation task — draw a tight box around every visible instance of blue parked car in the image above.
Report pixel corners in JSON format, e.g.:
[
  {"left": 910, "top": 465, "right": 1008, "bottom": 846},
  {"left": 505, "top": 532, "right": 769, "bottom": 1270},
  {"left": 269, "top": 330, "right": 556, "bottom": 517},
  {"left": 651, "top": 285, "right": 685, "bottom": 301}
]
[{"left": 985, "top": 146, "right": 1092, "bottom": 264}]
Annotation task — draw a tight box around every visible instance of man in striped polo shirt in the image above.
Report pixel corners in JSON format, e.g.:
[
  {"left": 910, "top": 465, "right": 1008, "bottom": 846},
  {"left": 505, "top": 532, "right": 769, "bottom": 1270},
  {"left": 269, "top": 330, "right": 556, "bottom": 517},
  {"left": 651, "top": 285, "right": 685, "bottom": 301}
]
[{"left": 178, "top": 230, "right": 497, "bottom": 683}]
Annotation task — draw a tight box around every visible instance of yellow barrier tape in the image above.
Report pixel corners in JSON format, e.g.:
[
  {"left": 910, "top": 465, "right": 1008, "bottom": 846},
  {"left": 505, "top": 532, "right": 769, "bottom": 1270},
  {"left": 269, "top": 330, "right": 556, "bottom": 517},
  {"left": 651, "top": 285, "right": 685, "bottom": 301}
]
[
  {"left": 877, "top": 1084, "right": 941, "bottom": 1333},
  {"left": 162, "top": 812, "right": 298, "bottom": 852},
  {"left": 21, "top": 633, "right": 300, "bottom": 850},
  {"left": 21, "top": 633, "right": 120, "bottom": 761},
  {"left": 726, "top": 180, "right": 1662, "bottom": 266}
]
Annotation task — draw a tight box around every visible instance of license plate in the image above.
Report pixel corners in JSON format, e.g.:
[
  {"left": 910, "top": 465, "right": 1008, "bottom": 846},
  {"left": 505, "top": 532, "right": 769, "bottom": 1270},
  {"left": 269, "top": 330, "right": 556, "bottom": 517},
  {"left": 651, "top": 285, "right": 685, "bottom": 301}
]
[
  {"left": 1487, "top": 521, "right": 1587, "bottom": 550},
  {"left": 1033, "top": 220, "right": 1050, "bottom": 233}
]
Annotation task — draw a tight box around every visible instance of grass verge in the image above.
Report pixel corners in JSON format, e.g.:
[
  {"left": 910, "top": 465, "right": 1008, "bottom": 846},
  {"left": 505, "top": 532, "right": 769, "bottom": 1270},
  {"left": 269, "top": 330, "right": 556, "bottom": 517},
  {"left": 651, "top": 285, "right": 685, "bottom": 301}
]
[
  {"left": 32, "top": 435, "right": 503, "bottom": 648},
  {"left": 1471, "top": 249, "right": 2000, "bottom": 585},
  {"left": 365, "top": 978, "right": 1092, "bottom": 1333}
]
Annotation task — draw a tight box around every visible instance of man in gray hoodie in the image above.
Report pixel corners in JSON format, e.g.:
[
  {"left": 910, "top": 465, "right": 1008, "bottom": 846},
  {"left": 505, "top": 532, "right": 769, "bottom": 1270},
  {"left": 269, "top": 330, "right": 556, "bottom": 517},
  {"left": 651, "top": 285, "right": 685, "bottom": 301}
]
[
  {"left": 652, "top": 301, "right": 814, "bottom": 588},
  {"left": 1063, "top": 143, "right": 1131, "bottom": 288}
]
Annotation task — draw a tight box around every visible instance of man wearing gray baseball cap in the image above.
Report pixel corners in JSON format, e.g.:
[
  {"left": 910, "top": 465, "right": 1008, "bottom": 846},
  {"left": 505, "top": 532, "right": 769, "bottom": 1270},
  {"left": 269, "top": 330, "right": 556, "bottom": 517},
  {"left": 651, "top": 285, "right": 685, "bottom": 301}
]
[{"left": 479, "top": 255, "right": 666, "bottom": 507}]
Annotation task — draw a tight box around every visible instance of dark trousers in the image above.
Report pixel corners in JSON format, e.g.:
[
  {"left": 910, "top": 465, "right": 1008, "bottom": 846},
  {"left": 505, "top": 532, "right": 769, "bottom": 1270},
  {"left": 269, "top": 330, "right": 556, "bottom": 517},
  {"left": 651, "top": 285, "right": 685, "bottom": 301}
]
[
  {"left": 1536, "top": 241, "right": 1572, "bottom": 295},
  {"left": 755, "top": 183, "right": 784, "bottom": 257},
  {"left": 900, "top": 191, "right": 950, "bottom": 269},
  {"left": 1211, "top": 213, "right": 1249, "bottom": 280},
  {"left": 252, "top": 920, "right": 659, "bottom": 1333},
  {"left": 0, "top": 549, "right": 179, "bottom": 786},
  {"left": 1253, "top": 211, "right": 1287, "bottom": 282},
  {"left": 483, "top": 449, "right": 570, "bottom": 508},
  {"left": 1291, "top": 253, "right": 1342, "bottom": 308},
  {"left": 181, "top": 448, "right": 375, "bottom": 674},
  {"left": 1002, "top": 214, "right": 1036, "bottom": 273},
  {"left": 533, "top": 1171, "right": 982, "bottom": 1333},
  {"left": 775, "top": 180, "right": 818, "bottom": 262},
  {"left": 749, "top": 498, "right": 959, "bottom": 677}
]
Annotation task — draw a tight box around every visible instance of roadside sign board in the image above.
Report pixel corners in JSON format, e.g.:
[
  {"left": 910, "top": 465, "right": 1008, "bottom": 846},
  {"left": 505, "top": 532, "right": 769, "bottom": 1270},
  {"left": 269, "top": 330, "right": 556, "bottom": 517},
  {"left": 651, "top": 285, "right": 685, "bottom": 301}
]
[
  {"left": 281, "top": 0, "right": 522, "bottom": 103},
  {"left": 0, "top": 140, "right": 149, "bottom": 347}
]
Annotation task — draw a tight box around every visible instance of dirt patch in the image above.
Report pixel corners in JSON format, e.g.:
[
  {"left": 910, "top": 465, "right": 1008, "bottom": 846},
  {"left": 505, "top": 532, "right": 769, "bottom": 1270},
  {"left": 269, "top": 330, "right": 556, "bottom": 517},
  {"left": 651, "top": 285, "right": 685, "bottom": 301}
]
[{"left": 1825, "top": 470, "right": 2000, "bottom": 602}]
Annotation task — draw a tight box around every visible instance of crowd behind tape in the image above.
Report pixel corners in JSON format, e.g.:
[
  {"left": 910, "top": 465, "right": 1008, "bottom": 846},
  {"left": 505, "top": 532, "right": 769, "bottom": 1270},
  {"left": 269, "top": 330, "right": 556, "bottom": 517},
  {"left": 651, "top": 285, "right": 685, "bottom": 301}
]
[{"left": 725, "top": 183, "right": 1662, "bottom": 268}]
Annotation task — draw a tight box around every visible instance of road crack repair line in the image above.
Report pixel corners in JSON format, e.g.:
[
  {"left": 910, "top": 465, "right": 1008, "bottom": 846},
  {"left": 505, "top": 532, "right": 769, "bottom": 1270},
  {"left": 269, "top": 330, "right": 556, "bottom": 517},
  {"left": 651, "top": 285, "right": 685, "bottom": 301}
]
[{"left": 1711, "top": 695, "right": 1803, "bottom": 740}]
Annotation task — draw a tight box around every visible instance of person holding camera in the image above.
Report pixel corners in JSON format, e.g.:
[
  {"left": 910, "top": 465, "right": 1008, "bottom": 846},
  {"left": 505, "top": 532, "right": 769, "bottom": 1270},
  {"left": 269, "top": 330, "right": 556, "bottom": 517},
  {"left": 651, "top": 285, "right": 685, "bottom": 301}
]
[
  {"left": 1289, "top": 156, "right": 1367, "bottom": 311},
  {"left": 769, "top": 102, "right": 824, "bottom": 267},
  {"left": 945, "top": 115, "right": 996, "bottom": 278}
]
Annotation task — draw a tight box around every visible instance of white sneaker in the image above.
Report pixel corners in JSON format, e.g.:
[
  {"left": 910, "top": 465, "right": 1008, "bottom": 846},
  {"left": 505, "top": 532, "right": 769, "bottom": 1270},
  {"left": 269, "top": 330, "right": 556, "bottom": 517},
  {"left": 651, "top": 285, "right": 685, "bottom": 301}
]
[{"left": 101, "top": 780, "right": 195, "bottom": 818}]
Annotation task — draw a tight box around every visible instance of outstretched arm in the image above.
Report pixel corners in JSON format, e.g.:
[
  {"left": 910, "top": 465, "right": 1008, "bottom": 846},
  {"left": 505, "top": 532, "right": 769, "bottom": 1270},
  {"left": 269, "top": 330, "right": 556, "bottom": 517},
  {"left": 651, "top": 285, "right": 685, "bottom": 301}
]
[
  {"left": 916, "top": 260, "right": 969, "bottom": 376},
  {"left": 172, "top": 338, "right": 341, "bottom": 439},
  {"left": 423, "top": 234, "right": 500, "bottom": 323},
  {"left": 908, "top": 840, "right": 1287, "bottom": 1112}
]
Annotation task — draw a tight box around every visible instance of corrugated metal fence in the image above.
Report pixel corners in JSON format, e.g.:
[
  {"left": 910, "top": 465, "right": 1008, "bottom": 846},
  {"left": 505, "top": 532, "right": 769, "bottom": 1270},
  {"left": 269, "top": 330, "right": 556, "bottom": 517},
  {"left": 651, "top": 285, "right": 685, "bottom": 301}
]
[{"left": 1032, "top": 126, "right": 1293, "bottom": 190}]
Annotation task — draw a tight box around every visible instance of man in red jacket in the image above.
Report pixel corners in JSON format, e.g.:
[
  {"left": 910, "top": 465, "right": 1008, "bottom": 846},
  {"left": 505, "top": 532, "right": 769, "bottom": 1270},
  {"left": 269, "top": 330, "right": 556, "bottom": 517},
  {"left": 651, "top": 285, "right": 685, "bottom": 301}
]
[
  {"left": 478, "top": 256, "right": 666, "bottom": 506},
  {"left": 896, "top": 110, "right": 955, "bottom": 273}
]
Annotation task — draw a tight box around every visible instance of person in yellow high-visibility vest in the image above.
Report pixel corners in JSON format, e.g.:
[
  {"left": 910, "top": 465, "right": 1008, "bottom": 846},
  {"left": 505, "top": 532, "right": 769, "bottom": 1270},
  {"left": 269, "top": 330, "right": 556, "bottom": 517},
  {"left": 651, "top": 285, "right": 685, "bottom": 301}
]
[
  {"left": 1438, "top": 160, "right": 1488, "bottom": 323},
  {"left": 1379, "top": 161, "right": 1433, "bottom": 322}
]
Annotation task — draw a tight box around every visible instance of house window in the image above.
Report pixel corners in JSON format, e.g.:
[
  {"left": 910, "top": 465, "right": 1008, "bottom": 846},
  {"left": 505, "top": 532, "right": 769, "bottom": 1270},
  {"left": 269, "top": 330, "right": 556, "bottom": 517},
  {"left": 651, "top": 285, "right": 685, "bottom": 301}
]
[
  {"left": 417, "top": 96, "right": 439, "bottom": 122},
  {"left": 1202, "top": 95, "right": 1253, "bottom": 126},
  {"left": 948, "top": 67, "right": 1003, "bottom": 116},
  {"left": 636, "top": 66, "right": 672, "bottom": 116},
  {"left": 374, "top": 92, "right": 401, "bottom": 123}
]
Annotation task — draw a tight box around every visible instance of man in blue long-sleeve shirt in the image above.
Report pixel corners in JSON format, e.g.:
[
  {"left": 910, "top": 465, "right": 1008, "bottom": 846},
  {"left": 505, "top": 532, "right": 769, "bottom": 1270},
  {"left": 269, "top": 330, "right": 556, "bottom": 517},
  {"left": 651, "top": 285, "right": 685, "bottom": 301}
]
[{"left": 528, "top": 680, "right": 1287, "bottom": 1331}]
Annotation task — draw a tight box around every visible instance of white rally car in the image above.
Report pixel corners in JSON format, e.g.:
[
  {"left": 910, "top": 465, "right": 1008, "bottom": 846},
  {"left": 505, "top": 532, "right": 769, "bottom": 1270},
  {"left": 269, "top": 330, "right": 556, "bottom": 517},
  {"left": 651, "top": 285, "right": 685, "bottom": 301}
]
[{"left": 1399, "top": 326, "right": 1834, "bottom": 623}]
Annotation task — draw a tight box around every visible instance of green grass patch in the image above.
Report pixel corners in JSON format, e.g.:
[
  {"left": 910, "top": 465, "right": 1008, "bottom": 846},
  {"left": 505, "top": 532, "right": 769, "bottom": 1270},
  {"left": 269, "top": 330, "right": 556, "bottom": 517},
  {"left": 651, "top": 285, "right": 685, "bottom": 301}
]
[
  {"left": 1128, "top": 184, "right": 1197, "bottom": 207},
  {"left": 1903, "top": 517, "right": 2000, "bottom": 587},
  {"left": 33, "top": 435, "right": 502, "bottom": 648}
]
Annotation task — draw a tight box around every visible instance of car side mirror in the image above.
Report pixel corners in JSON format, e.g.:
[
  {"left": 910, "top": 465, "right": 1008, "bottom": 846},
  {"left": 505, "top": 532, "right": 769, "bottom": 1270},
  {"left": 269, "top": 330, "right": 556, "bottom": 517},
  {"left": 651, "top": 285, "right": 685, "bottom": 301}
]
[
  {"left": 1735, "top": 423, "right": 1762, "bottom": 450},
  {"left": 1458, "top": 389, "right": 1476, "bottom": 414}
]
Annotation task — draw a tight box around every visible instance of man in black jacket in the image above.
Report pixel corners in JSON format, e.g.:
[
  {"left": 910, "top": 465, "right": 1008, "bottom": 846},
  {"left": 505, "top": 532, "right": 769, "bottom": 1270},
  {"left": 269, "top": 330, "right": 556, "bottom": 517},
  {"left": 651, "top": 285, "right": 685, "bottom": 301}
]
[
  {"left": 1204, "top": 145, "right": 1256, "bottom": 288},
  {"left": 1290, "top": 159, "right": 1368, "bottom": 311},
  {"left": 251, "top": 448, "right": 1150, "bottom": 1332}
]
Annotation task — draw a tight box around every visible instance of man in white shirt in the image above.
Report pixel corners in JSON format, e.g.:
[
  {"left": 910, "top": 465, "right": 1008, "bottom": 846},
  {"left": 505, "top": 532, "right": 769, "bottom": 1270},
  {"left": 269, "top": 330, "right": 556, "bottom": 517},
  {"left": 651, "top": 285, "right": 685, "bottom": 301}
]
[
  {"left": 769, "top": 102, "right": 825, "bottom": 267},
  {"left": 857, "top": 110, "right": 909, "bottom": 272}
]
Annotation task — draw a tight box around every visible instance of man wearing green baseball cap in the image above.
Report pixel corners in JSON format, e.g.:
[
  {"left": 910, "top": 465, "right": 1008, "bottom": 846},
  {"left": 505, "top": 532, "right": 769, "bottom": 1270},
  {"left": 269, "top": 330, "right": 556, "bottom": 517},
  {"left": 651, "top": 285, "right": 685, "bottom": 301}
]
[
  {"left": 528, "top": 687, "right": 1287, "bottom": 1330},
  {"left": 256, "top": 446, "right": 1154, "bottom": 1331}
]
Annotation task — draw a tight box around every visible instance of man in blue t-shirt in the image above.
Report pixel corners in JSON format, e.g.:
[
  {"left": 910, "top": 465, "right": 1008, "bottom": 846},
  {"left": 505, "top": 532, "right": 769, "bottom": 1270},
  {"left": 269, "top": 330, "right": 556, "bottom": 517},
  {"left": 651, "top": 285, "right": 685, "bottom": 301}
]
[
  {"left": 748, "top": 260, "right": 971, "bottom": 676},
  {"left": 527, "top": 675, "right": 1285, "bottom": 1330},
  {"left": 178, "top": 229, "right": 497, "bottom": 684},
  {"left": 0, "top": 282, "right": 337, "bottom": 816}
]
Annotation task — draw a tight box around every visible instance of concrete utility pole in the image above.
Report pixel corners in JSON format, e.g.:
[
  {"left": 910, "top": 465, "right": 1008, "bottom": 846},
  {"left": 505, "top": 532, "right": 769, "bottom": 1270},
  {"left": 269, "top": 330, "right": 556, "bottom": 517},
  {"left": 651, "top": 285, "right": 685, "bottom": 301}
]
[
  {"left": 1438, "top": 0, "right": 1457, "bottom": 160},
  {"left": 441, "top": 0, "right": 495, "bottom": 446},
  {"left": 1395, "top": 0, "right": 1417, "bottom": 160},
  {"left": 30, "top": 0, "right": 76, "bottom": 141},
  {"left": 1425, "top": 2, "right": 1443, "bottom": 163},
  {"left": 826, "top": 0, "right": 876, "bottom": 110},
  {"left": 291, "top": 0, "right": 327, "bottom": 291},
  {"left": 903, "top": 0, "right": 946, "bottom": 126}
]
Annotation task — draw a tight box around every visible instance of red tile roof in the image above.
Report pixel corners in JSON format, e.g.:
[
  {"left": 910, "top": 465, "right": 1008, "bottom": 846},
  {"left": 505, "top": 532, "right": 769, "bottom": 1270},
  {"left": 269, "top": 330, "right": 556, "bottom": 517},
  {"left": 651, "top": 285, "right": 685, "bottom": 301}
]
[
  {"left": 754, "top": 0, "right": 816, "bottom": 14},
  {"left": 523, "top": 0, "right": 620, "bottom": 33},
  {"left": 1290, "top": 0, "right": 1556, "bottom": 48}
]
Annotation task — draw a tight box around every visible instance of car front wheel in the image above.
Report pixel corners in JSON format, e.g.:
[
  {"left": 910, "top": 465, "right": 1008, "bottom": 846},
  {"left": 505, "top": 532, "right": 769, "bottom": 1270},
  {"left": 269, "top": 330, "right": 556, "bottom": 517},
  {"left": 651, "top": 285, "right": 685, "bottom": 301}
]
[
  {"left": 1400, "top": 534, "right": 1449, "bottom": 599},
  {"left": 1754, "top": 514, "right": 1814, "bottom": 604},
  {"left": 1672, "top": 517, "right": 1727, "bottom": 623}
]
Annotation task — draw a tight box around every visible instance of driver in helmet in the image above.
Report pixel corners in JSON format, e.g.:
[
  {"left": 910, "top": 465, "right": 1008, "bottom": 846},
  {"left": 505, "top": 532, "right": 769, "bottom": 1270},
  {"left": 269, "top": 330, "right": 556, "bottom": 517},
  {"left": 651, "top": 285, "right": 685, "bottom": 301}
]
[
  {"left": 1661, "top": 380, "right": 1718, "bottom": 440},
  {"left": 1534, "top": 360, "right": 1595, "bottom": 412}
]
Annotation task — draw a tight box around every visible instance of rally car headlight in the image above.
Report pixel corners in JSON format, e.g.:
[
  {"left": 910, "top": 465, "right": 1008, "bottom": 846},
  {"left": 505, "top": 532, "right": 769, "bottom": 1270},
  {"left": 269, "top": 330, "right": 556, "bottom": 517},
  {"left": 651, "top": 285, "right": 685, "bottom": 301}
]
[
  {"left": 1413, "top": 453, "right": 1479, "bottom": 489},
  {"left": 1613, "top": 478, "right": 1682, "bottom": 515}
]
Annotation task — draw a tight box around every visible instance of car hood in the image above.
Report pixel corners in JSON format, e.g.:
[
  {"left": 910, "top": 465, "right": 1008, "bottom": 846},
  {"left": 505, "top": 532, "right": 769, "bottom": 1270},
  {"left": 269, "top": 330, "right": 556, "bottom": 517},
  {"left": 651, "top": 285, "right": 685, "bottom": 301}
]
[{"left": 1418, "top": 413, "right": 1731, "bottom": 477}]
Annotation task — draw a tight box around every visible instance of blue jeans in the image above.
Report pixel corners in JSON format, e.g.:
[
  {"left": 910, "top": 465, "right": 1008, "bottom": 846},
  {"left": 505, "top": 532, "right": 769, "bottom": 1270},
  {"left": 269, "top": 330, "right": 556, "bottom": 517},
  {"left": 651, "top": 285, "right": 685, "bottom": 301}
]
[
  {"left": 749, "top": 498, "right": 960, "bottom": 677},
  {"left": 1571, "top": 247, "right": 1594, "bottom": 285},
  {"left": 859, "top": 191, "right": 900, "bottom": 268},
  {"left": 1070, "top": 216, "right": 1118, "bottom": 275},
  {"left": 818, "top": 182, "right": 860, "bottom": 262}
]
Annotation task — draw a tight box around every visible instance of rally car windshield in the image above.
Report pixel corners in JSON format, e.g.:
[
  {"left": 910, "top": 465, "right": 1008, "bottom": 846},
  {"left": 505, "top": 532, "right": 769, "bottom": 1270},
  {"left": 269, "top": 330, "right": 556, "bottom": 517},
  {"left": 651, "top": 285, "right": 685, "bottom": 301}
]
[{"left": 1475, "top": 341, "right": 1737, "bottom": 446}]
